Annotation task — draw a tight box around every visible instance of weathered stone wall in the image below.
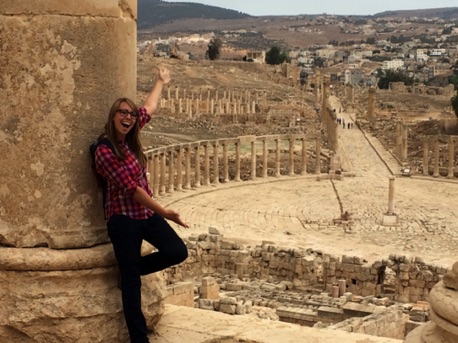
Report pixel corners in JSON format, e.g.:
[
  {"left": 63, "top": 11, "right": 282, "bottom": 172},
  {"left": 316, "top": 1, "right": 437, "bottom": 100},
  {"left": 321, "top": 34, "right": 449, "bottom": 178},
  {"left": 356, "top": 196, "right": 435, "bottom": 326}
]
[
  {"left": 165, "top": 230, "right": 446, "bottom": 303},
  {"left": 329, "top": 307, "right": 407, "bottom": 339}
]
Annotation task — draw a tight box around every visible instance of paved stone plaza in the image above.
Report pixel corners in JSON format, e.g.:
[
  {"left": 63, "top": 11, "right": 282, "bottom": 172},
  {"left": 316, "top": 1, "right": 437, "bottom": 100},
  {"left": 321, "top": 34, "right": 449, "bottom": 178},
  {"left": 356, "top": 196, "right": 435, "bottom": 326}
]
[{"left": 162, "top": 110, "right": 458, "bottom": 270}]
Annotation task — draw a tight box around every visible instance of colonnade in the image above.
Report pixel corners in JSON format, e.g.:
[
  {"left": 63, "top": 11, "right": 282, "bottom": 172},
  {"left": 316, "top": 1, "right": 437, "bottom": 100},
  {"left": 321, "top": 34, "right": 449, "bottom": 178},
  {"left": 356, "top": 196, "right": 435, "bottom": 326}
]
[
  {"left": 144, "top": 134, "right": 322, "bottom": 196},
  {"left": 160, "top": 87, "right": 268, "bottom": 118},
  {"left": 421, "top": 136, "right": 457, "bottom": 178}
]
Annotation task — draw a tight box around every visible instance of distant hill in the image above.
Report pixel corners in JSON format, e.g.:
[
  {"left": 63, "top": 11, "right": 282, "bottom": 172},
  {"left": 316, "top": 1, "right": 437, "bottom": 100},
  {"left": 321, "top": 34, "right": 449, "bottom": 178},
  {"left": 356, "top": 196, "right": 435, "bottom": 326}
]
[
  {"left": 374, "top": 7, "right": 458, "bottom": 20},
  {"left": 138, "top": 0, "right": 251, "bottom": 29}
]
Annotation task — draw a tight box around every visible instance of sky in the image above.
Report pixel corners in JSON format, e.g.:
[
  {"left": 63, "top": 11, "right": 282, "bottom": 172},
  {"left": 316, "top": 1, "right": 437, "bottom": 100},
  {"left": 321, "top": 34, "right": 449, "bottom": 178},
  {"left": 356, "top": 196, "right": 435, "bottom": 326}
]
[{"left": 165, "top": 0, "right": 458, "bottom": 16}]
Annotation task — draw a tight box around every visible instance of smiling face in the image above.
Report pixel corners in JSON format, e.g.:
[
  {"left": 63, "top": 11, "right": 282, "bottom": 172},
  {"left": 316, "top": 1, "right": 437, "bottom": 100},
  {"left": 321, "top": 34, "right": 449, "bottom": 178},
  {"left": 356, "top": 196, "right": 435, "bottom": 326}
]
[{"left": 113, "top": 102, "right": 137, "bottom": 141}]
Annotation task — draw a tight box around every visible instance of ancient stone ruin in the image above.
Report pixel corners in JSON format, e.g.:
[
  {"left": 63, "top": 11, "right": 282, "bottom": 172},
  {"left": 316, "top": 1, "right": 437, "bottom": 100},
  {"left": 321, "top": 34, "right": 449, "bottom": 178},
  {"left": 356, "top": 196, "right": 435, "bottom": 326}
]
[{"left": 2, "top": 1, "right": 458, "bottom": 343}]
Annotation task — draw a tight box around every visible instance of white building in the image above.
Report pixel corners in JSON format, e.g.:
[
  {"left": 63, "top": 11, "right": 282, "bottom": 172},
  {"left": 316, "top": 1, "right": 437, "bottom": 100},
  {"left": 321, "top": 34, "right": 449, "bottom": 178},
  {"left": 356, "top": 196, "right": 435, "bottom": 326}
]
[
  {"left": 416, "top": 49, "right": 428, "bottom": 62},
  {"left": 382, "top": 60, "right": 404, "bottom": 70}
]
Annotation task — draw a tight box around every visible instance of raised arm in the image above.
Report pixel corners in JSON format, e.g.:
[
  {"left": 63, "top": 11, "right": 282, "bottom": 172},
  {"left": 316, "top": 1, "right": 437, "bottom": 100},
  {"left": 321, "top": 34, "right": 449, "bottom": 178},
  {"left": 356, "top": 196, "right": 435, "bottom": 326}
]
[{"left": 142, "top": 67, "right": 171, "bottom": 116}]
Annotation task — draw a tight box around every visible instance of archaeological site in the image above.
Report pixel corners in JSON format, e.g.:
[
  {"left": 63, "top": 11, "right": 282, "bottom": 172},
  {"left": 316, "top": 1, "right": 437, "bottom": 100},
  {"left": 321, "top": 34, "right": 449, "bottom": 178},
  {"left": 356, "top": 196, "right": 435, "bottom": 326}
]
[{"left": 2, "top": 1, "right": 458, "bottom": 343}]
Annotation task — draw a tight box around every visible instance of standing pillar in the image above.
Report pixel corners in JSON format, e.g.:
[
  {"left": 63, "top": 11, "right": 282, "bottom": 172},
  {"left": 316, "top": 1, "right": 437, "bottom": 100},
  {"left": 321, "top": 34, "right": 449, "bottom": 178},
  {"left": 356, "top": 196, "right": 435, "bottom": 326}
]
[
  {"left": 167, "top": 150, "right": 174, "bottom": 194},
  {"left": 212, "top": 141, "right": 220, "bottom": 185},
  {"left": 175, "top": 86, "right": 179, "bottom": 100},
  {"left": 402, "top": 125, "right": 408, "bottom": 161},
  {"left": 222, "top": 141, "right": 229, "bottom": 182},
  {"left": 0, "top": 2, "right": 165, "bottom": 341},
  {"left": 288, "top": 137, "right": 295, "bottom": 176},
  {"left": 433, "top": 140, "right": 440, "bottom": 178},
  {"left": 159, "top": 151, "right": 166, "bottom": 195},
  {"left": 315, "top": 135, "right": 321, "bottom": 174},
  {"left": 203, "top": 142, "right": 210, "bottom": 186},
  {"left": 396, "top": 121, "right": 403, "bottom": 159},
  {"left": 301, "top": 137, "right": 308, "bottom": 175},
  {"left": 250, "top": 139, "right": 256, "bottom": 180},
  {"left": 176, "top": 147, "right": 183, "bottom": 191},
  {"left": 448, "top": 136, "right": 455, "bottom": 179},
  {"left": 194, "top": 145, "right": 201, "bottom": 187},
  {"left": 185, "top": 146, "right": 192, "bottom": 189},
  {"left": 262, "top": 139, "right": 268, "bottom": 178},
  {"left": 235, "top": 141, "right": 241, "bottom": 182},
  {"left": 423, "top": 141, "right": 429, "bottom": 176},
  {"left": 275, "top": 138, "right": 281, "bottom": 177},
  {"left": 382, "top": 176, "right": 399, "bottom": 226}
]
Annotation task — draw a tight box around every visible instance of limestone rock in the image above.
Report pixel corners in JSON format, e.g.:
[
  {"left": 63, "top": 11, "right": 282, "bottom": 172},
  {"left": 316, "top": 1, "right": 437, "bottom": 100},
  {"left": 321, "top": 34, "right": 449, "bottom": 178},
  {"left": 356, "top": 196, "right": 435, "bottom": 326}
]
[{"left": 443, "top": 261, "right": 458, "bottom": 290}]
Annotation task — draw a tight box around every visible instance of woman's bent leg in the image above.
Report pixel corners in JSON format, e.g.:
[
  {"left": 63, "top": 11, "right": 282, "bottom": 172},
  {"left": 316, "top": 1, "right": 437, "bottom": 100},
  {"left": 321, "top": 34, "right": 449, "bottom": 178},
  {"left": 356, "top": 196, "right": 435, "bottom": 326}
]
[
  {"left": 108, "top": 215, "right": 149, "bottom": 343},
  {"left": 140, "top": 213, "right": 188, "bottom": 275}
]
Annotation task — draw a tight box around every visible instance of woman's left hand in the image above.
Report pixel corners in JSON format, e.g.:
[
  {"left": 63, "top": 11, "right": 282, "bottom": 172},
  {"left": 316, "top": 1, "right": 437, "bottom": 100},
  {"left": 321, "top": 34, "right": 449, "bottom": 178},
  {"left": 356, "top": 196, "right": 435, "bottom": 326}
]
[{"left": 164, "top": 209, "right": 189, "bottom": 228}]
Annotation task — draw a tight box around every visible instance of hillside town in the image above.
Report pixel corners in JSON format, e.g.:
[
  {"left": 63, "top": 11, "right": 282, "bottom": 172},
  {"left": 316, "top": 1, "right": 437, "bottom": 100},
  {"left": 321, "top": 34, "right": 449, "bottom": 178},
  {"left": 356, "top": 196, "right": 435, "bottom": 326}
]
[{"left": 139, "top": 14, "right": 458, "bottom": 87}]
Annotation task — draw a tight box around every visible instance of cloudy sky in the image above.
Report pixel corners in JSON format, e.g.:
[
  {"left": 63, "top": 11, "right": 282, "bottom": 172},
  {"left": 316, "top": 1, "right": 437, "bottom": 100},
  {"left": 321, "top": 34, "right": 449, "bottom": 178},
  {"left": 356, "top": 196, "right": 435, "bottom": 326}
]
[{"left": 165, "top": 0, "right": 458, "bottom": 16}]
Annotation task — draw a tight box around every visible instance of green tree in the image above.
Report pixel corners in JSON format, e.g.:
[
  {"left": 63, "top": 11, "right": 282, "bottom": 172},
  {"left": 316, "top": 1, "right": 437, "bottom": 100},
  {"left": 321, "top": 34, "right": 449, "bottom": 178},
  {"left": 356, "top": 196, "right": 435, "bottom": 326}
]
[
  {"left": 377, "top": 69, "right": 414, "bottom": 89},
  {"left": 452, "top": 95, "right": 458, "bottom": 117},
  {"left": 265, "top": 46, "right": 288, "bottom": 65},
  {"left": 207, "top": 38, "right": 222, "bottom": 60}
]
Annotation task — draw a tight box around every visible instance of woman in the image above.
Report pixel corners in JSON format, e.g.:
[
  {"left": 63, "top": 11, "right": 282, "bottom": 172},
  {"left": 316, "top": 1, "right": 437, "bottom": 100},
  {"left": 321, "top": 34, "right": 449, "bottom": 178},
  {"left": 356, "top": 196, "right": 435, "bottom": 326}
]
[{"left": 95, "top": 67, "right": 188, "bottom": 343}]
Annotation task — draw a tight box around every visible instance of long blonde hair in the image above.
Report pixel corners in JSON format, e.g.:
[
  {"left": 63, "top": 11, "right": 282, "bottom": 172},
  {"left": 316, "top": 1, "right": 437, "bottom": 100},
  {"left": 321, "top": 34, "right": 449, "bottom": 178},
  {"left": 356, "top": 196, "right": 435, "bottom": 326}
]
[{"left": 100, "top": 97, "right": 147, "bottom": 166}]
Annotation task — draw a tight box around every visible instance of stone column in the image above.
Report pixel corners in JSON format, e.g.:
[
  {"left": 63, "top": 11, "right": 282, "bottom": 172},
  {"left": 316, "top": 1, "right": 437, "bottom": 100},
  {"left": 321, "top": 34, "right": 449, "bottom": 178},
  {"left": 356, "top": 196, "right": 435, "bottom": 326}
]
[
  {"left": 338, "top": 279, "right": 346, "bottom": 296},
  {"left": 176, "top": 147, "right": 183, "bottom": 191},
  {"left": 203, "top": 142, "right": 210, "bottom": 186},
  {"left": 423, "top": 141, "right": 429, "bottom": 176},
  {"left": 212, "top": 141, "right": 220, "bottom": 185},
  {"left": 315, "top": 135, "right": 321, "bottom": 174},
  {"left": 288, "top": 137, "right": 295, "bottom": 176},
  {"left": 235, "top": 141, "right": 241, "bottom": 182},
  {"left": 262, "top": 139, "right": 268, "bottom": 178},
  {"left": 301, "top": 137, "right": 307, "bottom": 175},
  {"left": 396, "top": 121, "right": 403, "bottom": 159},
  {"left": 167, "top": 150, "right": 174, "bottom": 194},
  {"left": 185, "top": 146, "right": 192, "bottom": 189},
  {"left": 160, "top": 151, "right": 166, "bottom": 195},
  {"left": 194, "top": 144, "right": 201, "bottom": 187},
  {"left": 314, "top": 69, "right": 321, "bottom": 106},
  {"left": 434, "top": 140, "right": 440, "bottom": 178},
  {"left": 0, "top": 2, "right": 165, "bottom": 342},
  {"left": 382, "top": 176, "right": 399, "bottom": 226},
  {"left": 402, "top": 125, "right": 408, "bottom": 161},
  {"left": 448, "top": 136, "right": 455, "bottom": 179},
  {"left": 222, "top": 141, "right": 229, "bottom": 182},
  {"left": 387, "top": 176, "right": 395, "bottom": 215},
  {"left": 250, "top": 139, "right": 256, "bottom": 180},
  {"left": 275, "top": 138, "right": 281, "bottom": 177}
]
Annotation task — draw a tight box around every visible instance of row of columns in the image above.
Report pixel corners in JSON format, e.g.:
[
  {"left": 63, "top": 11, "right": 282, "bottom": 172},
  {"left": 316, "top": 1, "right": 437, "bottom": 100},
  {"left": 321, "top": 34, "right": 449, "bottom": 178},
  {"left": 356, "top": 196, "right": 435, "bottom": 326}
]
[
  {"left": 160, "top": 87, "right": 269, "bottom": 118},
  {"left": 160, "top": 96, "right": 258, "bottom": 118},
  {"left": 395, "top": 120, "right": 458, "bottom": 178},
  {"left": 145, "top": 134, "right": 318, "bottom": 196},
  {"left": 422, "top": 136, "right": 456, "bottom": 178}
]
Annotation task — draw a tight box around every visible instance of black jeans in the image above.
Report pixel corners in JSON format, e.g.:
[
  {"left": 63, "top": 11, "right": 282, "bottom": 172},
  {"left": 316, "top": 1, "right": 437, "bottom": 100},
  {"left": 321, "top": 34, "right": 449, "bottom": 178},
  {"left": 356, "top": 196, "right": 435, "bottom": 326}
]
[{"left": 107, "top": 213, "right": 188, "bottom": 343}]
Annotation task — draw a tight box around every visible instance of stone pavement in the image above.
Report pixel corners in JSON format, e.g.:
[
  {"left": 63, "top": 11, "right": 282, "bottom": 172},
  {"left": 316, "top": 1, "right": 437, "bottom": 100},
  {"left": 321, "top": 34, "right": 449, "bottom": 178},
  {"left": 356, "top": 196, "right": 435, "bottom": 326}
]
[{"left": 160, "top": 106, "right": 458, "bottom": 269}]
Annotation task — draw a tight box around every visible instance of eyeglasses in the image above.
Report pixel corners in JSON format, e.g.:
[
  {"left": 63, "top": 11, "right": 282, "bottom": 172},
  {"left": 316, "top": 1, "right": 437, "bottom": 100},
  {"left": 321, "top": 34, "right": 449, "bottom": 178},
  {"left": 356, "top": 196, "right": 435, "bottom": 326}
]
[{"left": 117, "top": 109, "right": 138, "bottom": 118}]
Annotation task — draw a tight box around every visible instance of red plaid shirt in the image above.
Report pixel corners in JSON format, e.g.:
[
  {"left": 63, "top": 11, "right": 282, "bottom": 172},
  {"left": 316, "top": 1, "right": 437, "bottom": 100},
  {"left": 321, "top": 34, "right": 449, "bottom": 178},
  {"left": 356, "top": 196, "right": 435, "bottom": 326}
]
[{"left": 95, "top": 107, "right": 153, "bottom": 220}]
